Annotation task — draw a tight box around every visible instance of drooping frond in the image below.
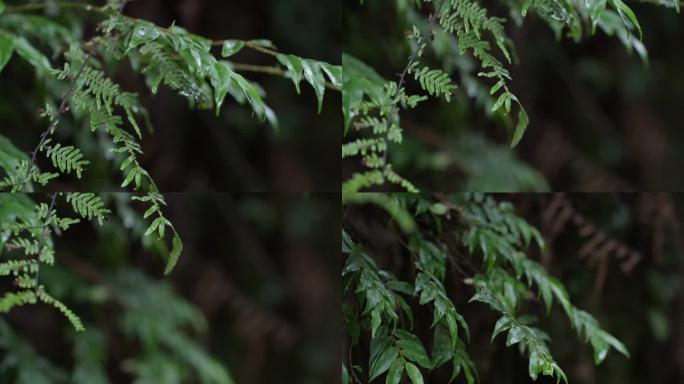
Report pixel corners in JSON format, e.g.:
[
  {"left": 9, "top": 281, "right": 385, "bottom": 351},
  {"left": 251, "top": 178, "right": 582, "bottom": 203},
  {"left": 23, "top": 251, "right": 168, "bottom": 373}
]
[
  {"left": 131, "top": 193, "right": 183, "bottom": 275},
  {"left": 36, "top": 289, "right": 85, "bottom": 332},
  {"left": 0, "top": 290, "right": 37, "bottom": 313}
]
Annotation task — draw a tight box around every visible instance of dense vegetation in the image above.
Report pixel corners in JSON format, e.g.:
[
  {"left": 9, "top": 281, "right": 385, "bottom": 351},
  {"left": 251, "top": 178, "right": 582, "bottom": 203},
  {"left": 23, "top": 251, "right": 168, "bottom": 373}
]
[
  {"left": 0, "top": 0, "right": 340, "bottom": 382},
  {"left": 342, "top": 0, "right": 681, "bottom": 193},
  {"left": 343, "top": 193, "right": 684, "bottom": 383}
]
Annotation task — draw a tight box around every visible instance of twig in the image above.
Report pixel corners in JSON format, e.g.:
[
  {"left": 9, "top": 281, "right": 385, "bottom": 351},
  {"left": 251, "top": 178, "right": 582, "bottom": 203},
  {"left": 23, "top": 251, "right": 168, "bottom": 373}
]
[
  {"left": 20, "top": 51, "right": 92, "bottom": 192},
  {"left": 7, "top": 2, "right": 288, "bottom": 60},
  {"left": 4, "top": 2, "right": 106, "bottom": 13},
  {"left": 231, "top": 63, "right": 339, "bottom": 90},
  {"left": 631, "top": 0, "right": 684, "bottom": 6},
  {"left": 382, "top": 0, "right": 443, "bottom": 166},
  {"left": 34, "top": 193, "right": 58, "bottom": 293}
]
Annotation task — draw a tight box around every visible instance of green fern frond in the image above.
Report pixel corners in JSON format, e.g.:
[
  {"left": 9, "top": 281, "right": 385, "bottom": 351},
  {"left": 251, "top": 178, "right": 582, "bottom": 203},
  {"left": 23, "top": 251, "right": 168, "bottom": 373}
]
[
  {"left": 342, "top": 138, "right": 386, "bottom": 159},
  {"left": 7, "top": 238, "right": 41, "bottom": 255},
  {"left": 411, "top": 66, "right": 457, "bottom": 101},
  {"left": 132, "top": 193, "right": 183, "bottom": 275},
  {"left": 0, "top": 259, "right": 38, "bottom": 277},
  {"left": 0, "top": 290, "right": 37, "bottom": 313},
  {"left": 36, "top": 289, "right": 85, "bottom": 331},
  {"left": 65, "top": 193, "right": 111, "bottom": 225},
  {"left": 342, "top": 170, "right": 386, "bottom": 199},
  {"left": 43, "top": 142, "right": 89, "bottom": 179}
]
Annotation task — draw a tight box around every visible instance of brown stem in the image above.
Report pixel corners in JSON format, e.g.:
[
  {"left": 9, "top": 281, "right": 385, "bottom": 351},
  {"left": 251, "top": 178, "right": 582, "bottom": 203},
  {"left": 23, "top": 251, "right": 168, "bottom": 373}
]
[
  {"left": 33, "top": 193, "right": 58, "bottom": 293},
  {"left": 4, "top": 2, "right": 106, "bottom": 13},
  {"left": 231, "top": 63, "right": 339, "bottom": 90},
  {"left": 381, "top": 0, "right": 443, "bottom": 166},
  {"left": 21, "top": 50, "right": 93, "bottom": 192}
]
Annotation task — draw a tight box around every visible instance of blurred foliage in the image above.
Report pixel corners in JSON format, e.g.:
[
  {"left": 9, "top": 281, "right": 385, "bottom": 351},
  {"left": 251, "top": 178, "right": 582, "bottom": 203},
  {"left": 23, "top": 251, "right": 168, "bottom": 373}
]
[{"left": 0, "top": 193, "right": 338, "bottom": 383}]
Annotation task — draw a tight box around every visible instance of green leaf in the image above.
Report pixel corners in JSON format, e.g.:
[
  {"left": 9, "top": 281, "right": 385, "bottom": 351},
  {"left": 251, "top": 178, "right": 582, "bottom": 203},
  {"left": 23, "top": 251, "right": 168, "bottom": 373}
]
[
  {"left": 276, "top": 54, "right": 304, "bottom": 93},
  {"left": 221, "top": 40, "right": 244, "bottom": 57},
  {"left": 528, "top": 350, "right": 542, "bottom": 379},
  {"left": 404, "top": 362, "right": 423, "bottom": 384},
  {"left": 369, "top": 346, "right": 398, "bottom": 381},
  {"left": 228, "top": 71, "right": 266, "bottom": 119},
  {"left": 164, "top": 233, "right": 183, "bottom": 275},
  {"left": 302, "top": 59, "right": 326, "bottom": 113},
  {"left": 342, "top": 364, "right": 349, "bottom": 384},
  {"left": 0, "top": 1, "right": 4, "bottom": 15},
  {"left": 128, "top": 22, "right": 161, "bottom": 51},
  {"left": 491, "top": 92, "right": 508, "bottom": 113},
  {"left": 320, "top": 62, "right": 342, "bottom": 87},
  {"left": 601, "top": 331, "right": 630, "bottom": 358},
  {"left": 371, "top": 309, "right": 382, "bottom": 338},
  {"left": 341, "top": 53, "right": 386, "bottom": 134},
  {"left": 12, "top": 36, "right": 51, "bottom": 74},
  {"left": 0, "top": 133, "right": 28, "bottom": 180},
  {"left": 211, "top": 61, "right": 234, "bottom": 113},
  {"left": 491, "top": 316, "right": 512, "bottom": 342},
  {"left": 395, "top": 330, "right": 431, "bottom": 369},
  {"left": 0, "top": 34, "right": 14, "bottom": 74},
  {"left": 510, "top": 109, "right": 528, "bottom": 148},
  {"left": 248, "top": 39, "right": 275, "bottom": 49},
  {"left": 506, "top": 326, "right": 523, "bottom": 347},
  {"left": 386, "top": 359, "right": 404, "bottom": 384},
  {"left": 610, "top": 0, "right": 642, "bottom": 39}
]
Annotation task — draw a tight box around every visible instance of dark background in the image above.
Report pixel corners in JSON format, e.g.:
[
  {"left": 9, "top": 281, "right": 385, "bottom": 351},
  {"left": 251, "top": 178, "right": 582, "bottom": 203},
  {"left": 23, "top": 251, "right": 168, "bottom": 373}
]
[
  {"left": 2, "top": 193, "right": 341, "bottom": 383},
  {"left": 343, "top": 1, "right": 684, "bottom": 192},
  {"left": 0, "top": 0, "right": 341, "bottom": 192}
]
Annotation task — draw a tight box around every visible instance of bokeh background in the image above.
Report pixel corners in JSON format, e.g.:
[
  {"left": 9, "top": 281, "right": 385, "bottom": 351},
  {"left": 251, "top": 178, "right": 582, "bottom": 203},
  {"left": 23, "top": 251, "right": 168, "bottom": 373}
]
[
  {"left": 343, "top": 1, "right": 683, "bottom": 192},
  {"left": 0, "top": 0, "right": 341, "bottom": 192},
  {"left": 343, "top": 193, "right": 684, "bottom": 383},
  {"left": 1, "top": 193, "right": 340, "bottom": 383}
]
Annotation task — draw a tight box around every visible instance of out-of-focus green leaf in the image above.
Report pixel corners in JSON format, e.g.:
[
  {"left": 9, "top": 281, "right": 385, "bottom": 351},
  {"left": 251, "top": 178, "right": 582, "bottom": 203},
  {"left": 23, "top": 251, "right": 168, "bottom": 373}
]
[
  {"left": 221, "top": 40, "right": 244, "bottom": 57},
  {"left": 0, "top": 33, "right": 14, "bottom": 73}
]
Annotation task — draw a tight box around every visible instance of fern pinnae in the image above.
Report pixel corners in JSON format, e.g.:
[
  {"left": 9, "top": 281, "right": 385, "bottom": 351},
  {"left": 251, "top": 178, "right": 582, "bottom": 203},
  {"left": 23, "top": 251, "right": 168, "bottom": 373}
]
[
  {"left": 36, "top": 288, "right": 85, "bottom": 332},
  {"left": 65, "top": 193, "right": 111, "bottom": 225},
  {"left": 42, "top": 141, "right": 90, "bottom": 179},
  {"left": 411, "top": 65, "right": 456, "bottom": 101}
]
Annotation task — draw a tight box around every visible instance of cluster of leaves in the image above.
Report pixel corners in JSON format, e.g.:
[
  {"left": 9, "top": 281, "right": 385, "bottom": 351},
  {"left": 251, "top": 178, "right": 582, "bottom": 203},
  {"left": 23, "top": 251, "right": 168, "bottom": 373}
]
[
  {"left": 0, "top": 0, "right": 338, "bottom": 344},
  {"left": 0, "top": 268, "right": 233, "bottom": 384},
  {"left": 343, "top": 0, "right": 672, "bottom": 193},
  {"left": 342, "top": 193, "right": 629, "bottom": 383},
  {"left": 0, "top": 1, "right": 339, "bottom": 381},
  {"left": 0, "top": 193, "right": 112, "bottom": 331},
  {"left": 0, "top": 0, "right": 341, "bottom": 269}
]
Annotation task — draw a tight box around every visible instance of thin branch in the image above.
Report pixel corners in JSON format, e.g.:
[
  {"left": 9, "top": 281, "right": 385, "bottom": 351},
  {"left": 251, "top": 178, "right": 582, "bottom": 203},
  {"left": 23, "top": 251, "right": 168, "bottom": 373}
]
[
  {"left": 231, "top": 63, "right": 340, "bottom": 90},
  {"left": 4, "top": 2, "right": 106, "bottom": 13},
  {"left": 34, "top": 193, "right": 58, "bottom": 293},
  {"left": 7, "top": 1, "right": 340, "bottom": 95},
  {"left": 20, "top": 51, "right": 92, "bottom": 192},
  {"left": 382, "top": 0, "right": 443, "bottom": 165},
  {"left": 210, "top": 39, "right": 280, "bottom": 57},
  {"left": 631, "top": 0, "right": 684, "bottom": 6},
  {"left": 6, "top": 2, "right": 280, "bottom": 58}
]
